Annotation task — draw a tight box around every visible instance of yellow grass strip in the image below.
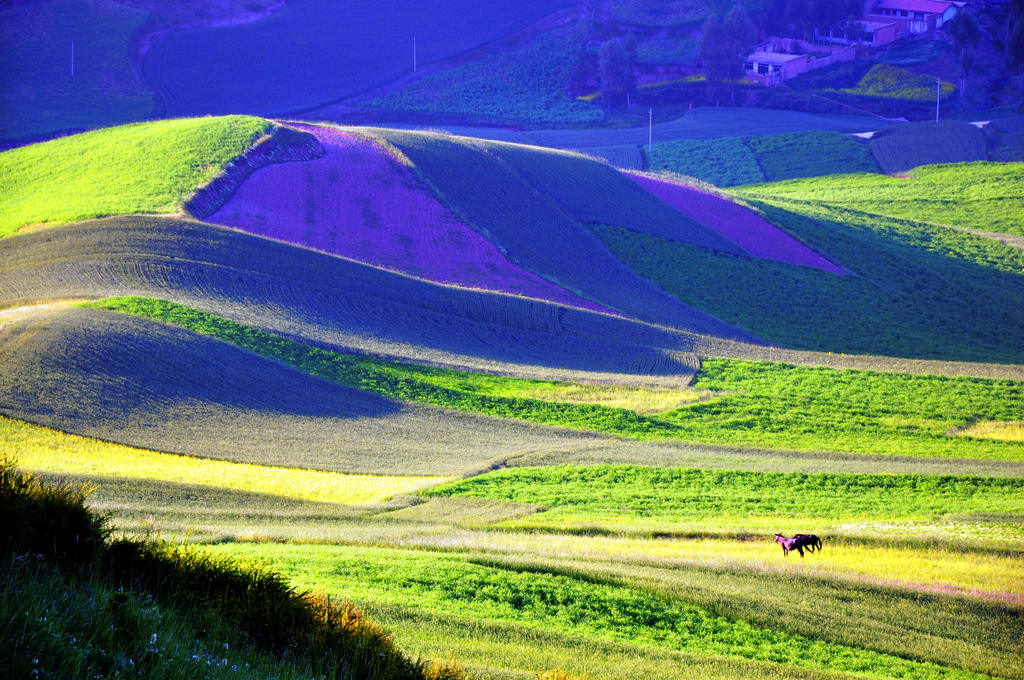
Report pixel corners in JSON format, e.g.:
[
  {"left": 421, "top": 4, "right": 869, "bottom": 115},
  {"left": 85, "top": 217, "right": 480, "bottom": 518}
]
[
  {"left": 517, "top": 384, "right": 706, "bottom": 414},
  {"left": 1, "top": 416, "right": 447, "bottom": 505},
  {"left": 405, "top": 531, "right": 1024, "bottom": 599},
  {"left": 957, "top": 420, "right": 1024, "bottom": 442}
]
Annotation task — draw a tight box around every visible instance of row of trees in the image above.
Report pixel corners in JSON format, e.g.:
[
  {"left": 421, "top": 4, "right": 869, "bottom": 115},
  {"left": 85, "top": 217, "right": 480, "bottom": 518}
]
[{"left": 598, "top": 5, "right": 760, "bottom": 107}]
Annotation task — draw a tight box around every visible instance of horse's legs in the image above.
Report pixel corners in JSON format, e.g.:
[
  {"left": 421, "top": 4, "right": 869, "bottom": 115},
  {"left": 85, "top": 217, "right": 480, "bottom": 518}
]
[{"left": 796, "top": 545, "right": 805, "bottom": 557}]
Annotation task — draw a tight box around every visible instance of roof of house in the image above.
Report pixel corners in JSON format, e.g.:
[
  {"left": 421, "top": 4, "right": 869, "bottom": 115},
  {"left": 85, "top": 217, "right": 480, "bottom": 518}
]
[
  {"left": 746, "top": 51, "right": 805, "bottom": 65},
  {"left": 859, "top": 20, "right": 898, "bottom": 30},
  {"left": 875, "top": 0, "right": 954, "bottom": 14}
]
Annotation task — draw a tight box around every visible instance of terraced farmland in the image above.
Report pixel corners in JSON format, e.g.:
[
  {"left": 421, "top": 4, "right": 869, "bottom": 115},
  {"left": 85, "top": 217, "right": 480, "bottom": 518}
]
[{"left": 3, "top": 116, "right": 1023, "bottom": 680}]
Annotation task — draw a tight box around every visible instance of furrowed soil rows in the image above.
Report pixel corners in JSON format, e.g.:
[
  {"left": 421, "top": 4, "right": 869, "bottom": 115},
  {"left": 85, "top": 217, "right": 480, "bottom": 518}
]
[
  {"left": 0, "top": 217, "right": 714, "bottom": 383},
  {"left": 0, "top": 308, "right": 606, "bottom": 475}
]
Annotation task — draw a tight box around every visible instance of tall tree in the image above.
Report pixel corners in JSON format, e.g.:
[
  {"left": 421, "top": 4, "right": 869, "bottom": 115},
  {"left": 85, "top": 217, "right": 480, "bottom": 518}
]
[
  {"left": 599, "top": 37, "right": 635, "bottom": 108},
  {"left": 947, "top": 11, "right": 980, "bottom": 95},
  {"left": 700, "top": 5, "right": 759, "bottom": 102}
]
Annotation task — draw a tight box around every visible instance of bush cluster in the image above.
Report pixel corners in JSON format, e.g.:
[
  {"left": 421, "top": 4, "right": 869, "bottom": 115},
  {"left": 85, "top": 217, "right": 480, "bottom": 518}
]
[{"left": 0, "top": 457, "right": 464, "bottom": 680}]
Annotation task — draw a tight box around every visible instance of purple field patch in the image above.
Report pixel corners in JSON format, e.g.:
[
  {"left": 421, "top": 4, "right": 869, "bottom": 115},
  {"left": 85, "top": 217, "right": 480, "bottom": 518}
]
[
  {"left": 208, "top": 125, "right": 610, "bottom": 313},
  {"left": 628, "top": 173, "right": 846, "bottom": 275}
]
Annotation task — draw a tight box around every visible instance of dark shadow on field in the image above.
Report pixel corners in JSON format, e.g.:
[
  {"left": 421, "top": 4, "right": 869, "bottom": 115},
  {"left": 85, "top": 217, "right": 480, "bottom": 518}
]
[
  {"left": 0, "top": 307, "right": 607, "bottom": 475},
  {"left": 737, "top": 200, "right": 1024, "bottom": 363},
  {"left": 0, "top": 216, "right": 736, "bottom": 382},
  {"left": 0, "top": 308, "right": 400, "bottom": 420}
]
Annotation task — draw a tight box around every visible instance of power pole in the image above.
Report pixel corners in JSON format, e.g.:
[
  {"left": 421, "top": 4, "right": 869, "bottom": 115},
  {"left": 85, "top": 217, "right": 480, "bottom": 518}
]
[
  {"left": 935, "top": 76, "right": 940, "bottom": 122},
  {"left": 71, "top": 41, "right": 74, "bottom": 77},
  {"left": 413, "top": 36, "right": 417, "bottom": 72},
  {"left": 648, "top": 107, "right": 653, "bottom": 154}
]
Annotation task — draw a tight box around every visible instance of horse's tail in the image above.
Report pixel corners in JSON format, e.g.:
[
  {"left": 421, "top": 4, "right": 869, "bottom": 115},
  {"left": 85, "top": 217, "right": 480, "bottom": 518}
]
[{"left": 815, "top": 537, "right": 823, "bottom": 552}]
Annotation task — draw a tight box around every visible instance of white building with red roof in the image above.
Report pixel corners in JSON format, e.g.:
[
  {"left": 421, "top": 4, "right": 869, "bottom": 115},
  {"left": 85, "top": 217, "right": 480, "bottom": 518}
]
[{"left": 869, "top": 0, "right": 958, "bottom": 35}]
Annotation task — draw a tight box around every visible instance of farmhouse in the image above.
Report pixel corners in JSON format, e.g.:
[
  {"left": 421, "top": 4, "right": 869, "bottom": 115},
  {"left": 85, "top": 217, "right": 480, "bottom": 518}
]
[
  {"left": 868, "top": 0, "right": 957, "bottom": 36},
  {"left": 743, "top": 51, "right": 809, "bottom": 85},
  {"left": 854, "top": 19, "right": 899, "bottom": 46}
]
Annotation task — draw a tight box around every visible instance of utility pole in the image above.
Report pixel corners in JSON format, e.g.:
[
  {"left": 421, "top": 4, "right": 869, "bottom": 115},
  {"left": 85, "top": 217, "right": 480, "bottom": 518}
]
[
  {"left": 413, "top": 36, "right": 417, "bottom": 72},
  {"left": 648, "top": 107, "right": 652, "bottom": 154},
  {"left": 71, "top": 41, "right": 74, "bottom": 77},
  {"left": 935, "top": 76, "right": 940, "bottom": 122}
]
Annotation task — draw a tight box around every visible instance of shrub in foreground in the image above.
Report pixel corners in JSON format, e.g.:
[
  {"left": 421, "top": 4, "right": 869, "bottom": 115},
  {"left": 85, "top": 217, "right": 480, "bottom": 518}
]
[{"left": 0, "top": 458, "right": 463, "bottom": 680}]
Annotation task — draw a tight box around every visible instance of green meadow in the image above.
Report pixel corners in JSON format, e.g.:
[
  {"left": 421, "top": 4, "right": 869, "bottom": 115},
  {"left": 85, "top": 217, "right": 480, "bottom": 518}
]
[
  {"left": 738, "top": 162, "right": 1024, "bottom": 236},
  {"left": 427, "top": 465, "right": 1024, "bottom": 532},
  {"left": 0, "top": 116, "right": 269, "bottom": 236}
]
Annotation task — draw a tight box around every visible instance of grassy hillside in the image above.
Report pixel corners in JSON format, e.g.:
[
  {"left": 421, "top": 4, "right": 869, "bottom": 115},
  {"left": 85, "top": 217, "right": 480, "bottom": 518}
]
[
  {"left": 1, "top": 461, "right": 459, "bottom": 680},
  {"left": 144, "top": 0, "right": 571, "bottom": 117},
  {"left": 747, "top": 130, "right": 879, "bottom": 182},
  {"left": 739, "top": 162, "right": 1024, "bottom": 236},
  {"left": 429, "top": 465, "right": 1024, "bottom": 533},
  {"left": 0, "top": 306, "right": 601, "bottom": 476},
  {"left": 206, "top": 124, "right": 608, "bottom": 312},
  {"left": 3, "top": 117, "right": 1023, "bottom": 680},
  {"left": 0, "top": 216, "right": 715, "bottom": 381},
  {"left": 596, "top": 214, "right": 1024, "bottom": 363},
  {"left": 213, "top": 542, "right": 1020, "bottom": 680},
  {"left": 831, "top": 64, "right": 956, "bottom": 105},
  {"left": 0, "top": 116, "right": 270, "bottom": 236},
  {"left": 647, "top": 136, "right": 765, "bottom": 186},
  {"left": 0, "top": 0, "right": 153, "bottom": 142}
]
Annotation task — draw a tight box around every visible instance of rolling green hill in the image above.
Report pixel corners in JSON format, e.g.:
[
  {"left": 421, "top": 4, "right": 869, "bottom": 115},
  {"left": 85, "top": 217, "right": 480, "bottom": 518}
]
[{"left": 0, "top": 116, "right": 271, "bottom": 236}]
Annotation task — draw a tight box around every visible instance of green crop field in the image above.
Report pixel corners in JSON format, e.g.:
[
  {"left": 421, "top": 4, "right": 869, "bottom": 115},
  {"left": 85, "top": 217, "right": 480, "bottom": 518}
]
[
  {"left": 208, "top": 543, "right": 1023, "bottom": 680},
  {"left": 746, "top": 130, "right": 880, "bottom": 182},
  {"left": 0, "top": 0, "right": 154, "bottom": 142},
  {"left": 594, "top": 211, "right": 1024, "bottom": 363},
  {"left": 868, "top": 121, "right": 988, "bottom": 173},
  {"left": 366, "top": 23, "right": 603, "bottom": 126},
  {"left": 646, "top": 130, "right": 881, "bottom": 186},
  {"left": 646, "top": 137, "right": 764, "bottom": 186},
  {"left": 0, "top": 116, "right": 269, "bottom": 236},
  {"left": 738, "top": 162, "right": 1024, "bottom": 236},
  {"left": 428, "top": 465, "right": 1024, "bottom": 533},
  {"left": 365, "top": 128, "right": 752, "bottom": 335}
]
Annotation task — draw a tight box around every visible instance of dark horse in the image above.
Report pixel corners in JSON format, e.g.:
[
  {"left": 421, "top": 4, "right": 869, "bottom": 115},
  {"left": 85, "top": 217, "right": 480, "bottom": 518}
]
[
  {"left": 794, "top": 533, "right": 823, "bottom": 553},
  {"left": 774, "top": 533, "right": 823, "bottom": 557}
]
